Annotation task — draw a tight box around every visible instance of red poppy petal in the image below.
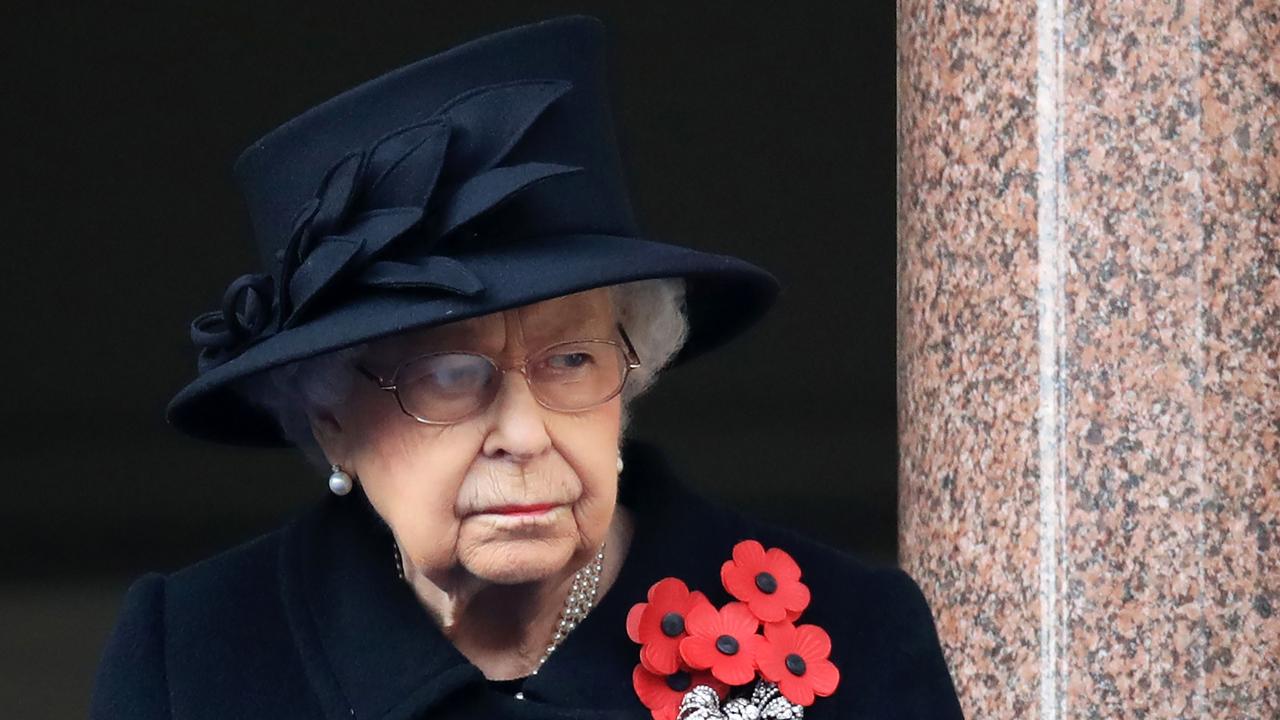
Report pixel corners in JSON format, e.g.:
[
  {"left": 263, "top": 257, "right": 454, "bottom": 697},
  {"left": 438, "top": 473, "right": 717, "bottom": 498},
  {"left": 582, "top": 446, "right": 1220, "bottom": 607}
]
[
  {"left": 686, "top": 591, "right": 715, "bottom": 615},
  {"left": 764, "top": 547, "right": 802, "bottom": 581},
  {"left": 632, "top": 664, "right": 675, "bottom": 710},
  {"left": 627, "top": 602, "right": 647, "bottom": 644},
  {"left": 773, "top": 579, "right": 814, "bottom": 614},
  {"left": 795, "top": 624, "right": 833, "bottom": 660},
  {"left": 738, "top": 632, "right": 762, "bottom": 667},
  {"left": 649, "top": 577, "right": 690, "bottom": 606},
  {"left": 762, "top": 620, "right": 797, "bottom": 646},
  {"left": 710, "top": 651, "right": 758, "bottom": 686},
  {"left": 721, "top": 560, "right": 755, "bottom": 601},
  {"left": 779, "top": 582, "right": 811, "bottom": 614},
  {"left": 755, "top": 649, "right": 788, "bottom": 683},
  {"left": 683, "top": 600, "right": 721, "bottom": 636},
  {"left": 639, "top": 599, "right": 687, "bottom": 645},
  {"left": 777, "top": 675, "right": 816, "bottom": 706},
  {"left": 679, "top": 635, "right": 718, "bottom": 669},
  {"left": 640, "top": 637, "right": 682, "bottom": 675},
  {"left": 720, "top": 602, "right": 761, "bottom": 637},
  {"left": 743, "top": 633, "right": 777, "bottom": 676},
  {"left": 732, "top": 539, "right": 767, "bottom": 567},
  {"left": 747, "top": 595, "right": 788, "bottom": 623},
  {"left": 806, "top": 659, "right": 840, "bottom": 696},
  {"left": 649, "top": 707, "right": 676, "bottom": 720},
  {"left": 636, "top": 608, "right": 662, "bottom": 645},
  {"left": 631, "top": 666, "right": 657, "bottom": 703}
]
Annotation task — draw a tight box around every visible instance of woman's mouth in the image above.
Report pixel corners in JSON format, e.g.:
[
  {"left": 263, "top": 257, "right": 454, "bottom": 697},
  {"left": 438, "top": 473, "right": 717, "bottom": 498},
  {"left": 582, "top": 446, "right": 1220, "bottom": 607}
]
[
  {"left": 470, "top": 502, "right": 568, "bottom": 530},
  {"left": 481, "top": 502, "right": 560, "bottom": 517}
]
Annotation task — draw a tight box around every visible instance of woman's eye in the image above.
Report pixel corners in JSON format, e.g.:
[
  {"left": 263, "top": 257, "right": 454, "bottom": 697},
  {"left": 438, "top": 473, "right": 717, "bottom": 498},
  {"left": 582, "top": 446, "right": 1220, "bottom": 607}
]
[
  {"left": 547, "top": 352, "right": 594, "bottom": 370},
  {"left": 434, "top": 366, "right": 484, "bottom": 388},
  {"left": 414, "top": 355, "right": 491, "bottom": 394}
]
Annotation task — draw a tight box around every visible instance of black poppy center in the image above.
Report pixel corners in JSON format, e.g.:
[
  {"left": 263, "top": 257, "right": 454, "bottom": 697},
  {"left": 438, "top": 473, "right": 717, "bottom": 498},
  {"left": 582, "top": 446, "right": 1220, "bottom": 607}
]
[
  {"left": 754, "top": 571, "right": 779, "bottom": 594},
  {"left": 715, "top": 634, "right": 740, "bottom": 655},
  {"left": 665, "top": 670, "right": 692, "bottom": 692},
  {"left": 785, "top": 653, "right": 808, "bottom": 676},
  {"left": 660, "top": 612, "right": 685, "bottom": 637}
]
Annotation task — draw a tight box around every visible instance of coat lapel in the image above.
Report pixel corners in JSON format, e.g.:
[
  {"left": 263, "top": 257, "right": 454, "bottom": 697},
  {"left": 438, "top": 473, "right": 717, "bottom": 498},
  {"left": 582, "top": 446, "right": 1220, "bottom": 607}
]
[{"left": 279, "top": 482, "right": 483, "bottom": 720}]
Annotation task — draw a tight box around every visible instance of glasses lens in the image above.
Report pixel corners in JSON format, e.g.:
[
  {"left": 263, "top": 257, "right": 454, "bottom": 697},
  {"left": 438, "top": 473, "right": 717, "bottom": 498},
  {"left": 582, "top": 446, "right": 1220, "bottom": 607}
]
[
  {"left": 527, "top": 341, "right": 627, "bottom": 411},
  {"left": 396, "top": 353, "right": 497, "bottom": 422}
]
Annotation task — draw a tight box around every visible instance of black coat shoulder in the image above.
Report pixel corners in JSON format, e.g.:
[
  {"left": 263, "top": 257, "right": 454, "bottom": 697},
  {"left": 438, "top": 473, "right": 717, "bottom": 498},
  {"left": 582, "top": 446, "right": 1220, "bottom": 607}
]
[
  {"left": 90, "top": 571, "right": 169, "bottom": 719},
  {"left": 90, "top": 524, "right": 331, "bottom": 719}
]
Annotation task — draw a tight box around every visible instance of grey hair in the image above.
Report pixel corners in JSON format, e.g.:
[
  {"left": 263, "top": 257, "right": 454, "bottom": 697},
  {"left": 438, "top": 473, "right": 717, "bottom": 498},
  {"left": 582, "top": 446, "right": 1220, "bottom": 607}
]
[{"left": 232, "top": 278, "right": 689, "bottom": 469}]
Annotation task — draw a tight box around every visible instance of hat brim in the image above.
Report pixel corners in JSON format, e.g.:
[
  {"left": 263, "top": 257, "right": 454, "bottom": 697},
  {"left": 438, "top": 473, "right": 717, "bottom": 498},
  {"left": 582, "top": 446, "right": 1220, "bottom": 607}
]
[{"left": 166, "top": 233, "right": 779, "bottom": 446}]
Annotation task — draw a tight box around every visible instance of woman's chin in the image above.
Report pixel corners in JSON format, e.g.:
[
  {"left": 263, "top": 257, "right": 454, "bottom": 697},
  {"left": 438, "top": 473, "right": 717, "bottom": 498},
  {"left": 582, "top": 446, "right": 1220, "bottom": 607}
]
[{"left": 459, "top": 538, "right": 577, "bottom": 585}]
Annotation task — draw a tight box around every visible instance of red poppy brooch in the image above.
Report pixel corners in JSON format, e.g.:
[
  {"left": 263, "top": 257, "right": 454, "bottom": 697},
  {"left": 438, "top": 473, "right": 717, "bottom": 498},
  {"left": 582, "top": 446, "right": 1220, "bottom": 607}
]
[{"left": 627, "top": 540, "right": 840, "bottom": 719}]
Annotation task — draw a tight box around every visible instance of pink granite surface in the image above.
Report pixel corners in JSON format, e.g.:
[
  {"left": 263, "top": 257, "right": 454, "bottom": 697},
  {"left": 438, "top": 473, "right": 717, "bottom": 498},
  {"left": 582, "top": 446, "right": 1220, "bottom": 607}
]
[
  {"left": 898, "top": 0, "right": 1278, "bottom": 717},
  {"left": 898, "top": 1, "right": 1044, "bottom": 716}
]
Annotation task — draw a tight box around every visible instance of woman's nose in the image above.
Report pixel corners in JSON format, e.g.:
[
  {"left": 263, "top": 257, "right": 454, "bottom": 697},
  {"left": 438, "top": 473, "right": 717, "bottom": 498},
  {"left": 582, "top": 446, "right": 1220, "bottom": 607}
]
[{"left": 480, "top": 369, "right": 552, "bottom": 461}]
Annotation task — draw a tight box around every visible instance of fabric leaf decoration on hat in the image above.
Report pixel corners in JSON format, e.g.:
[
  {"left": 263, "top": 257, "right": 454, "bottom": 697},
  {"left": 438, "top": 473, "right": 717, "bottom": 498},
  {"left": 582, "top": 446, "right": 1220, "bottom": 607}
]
[
  {"left": 360, "top": 256, "right": 483, "bottom": 295},
  {"left": 286, "top": 238, "right": 366, "bottom": 327},
  {"left": 436, "top": 161, "right": 581, "bottom": 238},
  {"left": 304, "top": 152, "right": 365, "bottom": 256},
  {"left": 342, "top": 207, "right": 426, "bottom": 262},
  {"left": 363, "top": 120, "right": 450, "bottom": 209},
  {"left": 436, "top": 79, "right": 572, "bottom": 174},
  {"left": 190, "top": 78, "right": 582, "bottom": 373}
]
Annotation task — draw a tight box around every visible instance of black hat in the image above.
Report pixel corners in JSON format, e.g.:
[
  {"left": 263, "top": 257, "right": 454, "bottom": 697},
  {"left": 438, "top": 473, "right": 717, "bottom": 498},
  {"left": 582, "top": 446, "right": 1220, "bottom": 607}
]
[{"left": 166, "top": 15, "right": 779, "bottom": 446}]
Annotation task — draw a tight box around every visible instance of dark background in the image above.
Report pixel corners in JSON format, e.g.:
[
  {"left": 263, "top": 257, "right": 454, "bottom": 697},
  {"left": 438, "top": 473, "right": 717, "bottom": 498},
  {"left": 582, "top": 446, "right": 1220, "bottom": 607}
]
[{"left": 3, "top": 3, "right": 895, "bottom": 717}]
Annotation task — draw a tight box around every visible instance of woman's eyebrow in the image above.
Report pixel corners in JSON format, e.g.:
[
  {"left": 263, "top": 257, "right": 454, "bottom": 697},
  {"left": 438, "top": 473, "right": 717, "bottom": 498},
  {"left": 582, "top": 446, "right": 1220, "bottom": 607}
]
[
  {"left": 518, "top": 304, "right": 611, "bottom": 337},
  {"left": 396, "top": 319, "right": 495, "bottom": 350}
]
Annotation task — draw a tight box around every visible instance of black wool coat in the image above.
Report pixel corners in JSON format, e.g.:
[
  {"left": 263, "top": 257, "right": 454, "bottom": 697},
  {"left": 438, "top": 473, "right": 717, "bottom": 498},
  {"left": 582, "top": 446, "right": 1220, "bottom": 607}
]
[{"left": 90, "top": 441, "right": 965, "bottom": 719}]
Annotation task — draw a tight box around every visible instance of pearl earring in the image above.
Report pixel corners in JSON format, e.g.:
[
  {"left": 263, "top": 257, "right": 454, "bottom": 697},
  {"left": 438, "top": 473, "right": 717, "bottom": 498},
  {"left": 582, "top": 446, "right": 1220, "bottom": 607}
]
[
  {"left": 617, "top": 454, "right": 624, "bottom": 474},
  {"left": 328, "top": 464, "right": 353, "bottom": 496}
]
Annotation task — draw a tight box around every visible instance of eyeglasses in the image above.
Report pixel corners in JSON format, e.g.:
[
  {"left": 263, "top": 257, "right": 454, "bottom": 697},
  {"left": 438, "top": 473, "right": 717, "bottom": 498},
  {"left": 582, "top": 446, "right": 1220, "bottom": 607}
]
[{"left": 354, "top": 323, "right": 642, "bottom": 424}]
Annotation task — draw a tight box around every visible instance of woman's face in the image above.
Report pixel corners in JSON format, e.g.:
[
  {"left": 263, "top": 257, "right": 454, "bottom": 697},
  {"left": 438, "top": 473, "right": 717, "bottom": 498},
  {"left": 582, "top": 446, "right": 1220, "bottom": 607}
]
[{"left": 312, "top": 288, "right": 623, "bottom": 588}]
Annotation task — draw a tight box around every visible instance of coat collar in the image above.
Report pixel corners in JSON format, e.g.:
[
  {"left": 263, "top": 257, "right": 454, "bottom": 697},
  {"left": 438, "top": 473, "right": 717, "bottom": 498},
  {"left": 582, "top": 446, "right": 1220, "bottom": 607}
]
[{"left": 278, "top": 440, "right": 730, "bottom": 720}]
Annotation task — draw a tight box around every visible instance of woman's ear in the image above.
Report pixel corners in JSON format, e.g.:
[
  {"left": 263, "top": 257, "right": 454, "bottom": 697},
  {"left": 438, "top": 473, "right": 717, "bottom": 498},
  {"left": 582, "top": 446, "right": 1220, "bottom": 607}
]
[{"left": 308, "top": 406, "right": 346, "bottom": 462}]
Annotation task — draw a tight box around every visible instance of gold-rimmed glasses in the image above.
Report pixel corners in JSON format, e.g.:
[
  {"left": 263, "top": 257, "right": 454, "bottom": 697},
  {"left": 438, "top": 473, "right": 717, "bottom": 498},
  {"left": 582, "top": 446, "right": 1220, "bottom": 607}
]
[{"left": 354, "top": 323, "right": 642, "bottom": 424}]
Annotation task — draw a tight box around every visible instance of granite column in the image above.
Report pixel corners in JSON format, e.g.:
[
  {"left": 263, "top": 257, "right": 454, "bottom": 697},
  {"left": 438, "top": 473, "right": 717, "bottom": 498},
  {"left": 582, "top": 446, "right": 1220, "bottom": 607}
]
[{"left": 897, "top": 1, "right": 1278, "bottom": 716}]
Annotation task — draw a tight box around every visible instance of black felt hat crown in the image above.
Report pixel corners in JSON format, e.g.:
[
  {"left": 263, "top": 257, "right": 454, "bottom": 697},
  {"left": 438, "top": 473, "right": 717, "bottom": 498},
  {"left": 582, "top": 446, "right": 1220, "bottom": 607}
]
[{"left": 166, "top": 15, "right": 779, "bottom": 446}]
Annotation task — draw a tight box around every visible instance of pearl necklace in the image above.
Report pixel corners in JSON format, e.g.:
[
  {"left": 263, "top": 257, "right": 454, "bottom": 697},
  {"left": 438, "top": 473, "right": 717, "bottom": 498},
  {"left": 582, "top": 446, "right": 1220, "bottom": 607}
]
[{"left": 393, "top": 541, "right": 607, "bottom": 679}]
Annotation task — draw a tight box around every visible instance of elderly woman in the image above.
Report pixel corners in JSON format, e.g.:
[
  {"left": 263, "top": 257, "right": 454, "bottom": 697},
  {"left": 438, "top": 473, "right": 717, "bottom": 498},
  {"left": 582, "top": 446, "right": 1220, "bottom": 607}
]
[{"left": 91, "top": 16, "right": 962, "bottom": 720}]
